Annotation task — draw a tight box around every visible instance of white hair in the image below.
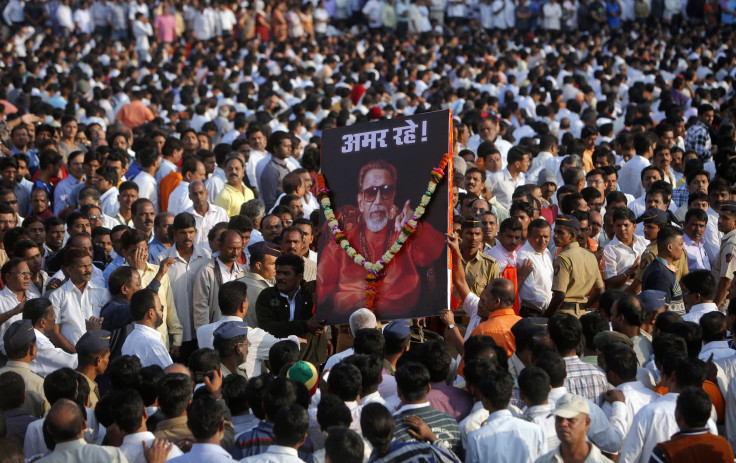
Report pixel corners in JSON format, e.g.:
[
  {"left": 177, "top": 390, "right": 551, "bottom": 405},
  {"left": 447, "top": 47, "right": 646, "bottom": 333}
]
[{"left": 349, "top": 308, "right": 377, "bottom": 334}]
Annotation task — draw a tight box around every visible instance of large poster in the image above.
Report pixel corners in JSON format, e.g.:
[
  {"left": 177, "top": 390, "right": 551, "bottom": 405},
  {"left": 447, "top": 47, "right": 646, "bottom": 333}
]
[{"left": 316, "top": 110, "right": 451, "bottom": 324}]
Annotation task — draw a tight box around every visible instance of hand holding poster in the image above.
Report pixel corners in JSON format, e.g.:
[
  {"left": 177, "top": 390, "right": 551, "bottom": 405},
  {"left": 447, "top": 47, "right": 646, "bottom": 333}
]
[{"left": 317, "top": 109, "right": 452, "bottom": 324}]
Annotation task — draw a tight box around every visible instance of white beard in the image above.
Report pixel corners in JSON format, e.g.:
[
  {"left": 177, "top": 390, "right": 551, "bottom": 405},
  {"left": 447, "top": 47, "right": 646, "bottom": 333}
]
[{"left": 365, "top": 205, "right": 389, "bottom": 233}]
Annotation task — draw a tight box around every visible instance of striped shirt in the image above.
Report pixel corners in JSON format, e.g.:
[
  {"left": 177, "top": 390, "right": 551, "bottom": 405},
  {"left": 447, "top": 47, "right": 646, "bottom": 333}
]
[
  {"left": 393, "top": 403, "right": 462, "bottom": 458},
  {"left": 368, "top": 440, "right": 461, "bottom": 463},
  {"left": 563, "top": 356, "right": 610, "bottom": 404},
  {"left": 230, "top": 421, "right": 313, "bottom": 461}
]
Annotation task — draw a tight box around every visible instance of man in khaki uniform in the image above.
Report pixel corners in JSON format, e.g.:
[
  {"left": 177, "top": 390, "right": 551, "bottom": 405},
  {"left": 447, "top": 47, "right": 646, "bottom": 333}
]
[
  {"left": 630, "top": 208, "right": 689, "bottom": 294},
  {"left": 713, "top": 200, "right": 736, "bottom": 310},
  {"left": 459, "top": 217, "right": 500, "bottom": 296},
  {"left": 0, "top": 320, "right": 49, "bottom": 418},
  {"left": 545, "top": 214, "right": 604, "bottom": 318}
]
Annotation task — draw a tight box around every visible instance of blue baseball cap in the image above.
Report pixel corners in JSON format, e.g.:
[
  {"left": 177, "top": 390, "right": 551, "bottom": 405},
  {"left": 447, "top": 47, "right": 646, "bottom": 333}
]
[
  {"left": 639, "top": 290, "right": 669, "bottom": 313},
  {"left": 383, "top": 319, "right": 411, "bottom": 341}
]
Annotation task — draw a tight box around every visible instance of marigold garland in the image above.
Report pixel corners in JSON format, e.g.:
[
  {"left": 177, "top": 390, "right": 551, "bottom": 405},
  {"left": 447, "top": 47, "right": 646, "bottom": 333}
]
[{"left": 318, "top": 152, "right": 452, "bottom": 311}]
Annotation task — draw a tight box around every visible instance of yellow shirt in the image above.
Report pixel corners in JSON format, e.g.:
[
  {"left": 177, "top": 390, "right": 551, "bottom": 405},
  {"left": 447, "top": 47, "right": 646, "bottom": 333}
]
[
  {"left": 215, "top": 183, "right": 256, "bottom": 217},
  {"left": 137, "top": 262, "right": 183, "bottom": 348}
]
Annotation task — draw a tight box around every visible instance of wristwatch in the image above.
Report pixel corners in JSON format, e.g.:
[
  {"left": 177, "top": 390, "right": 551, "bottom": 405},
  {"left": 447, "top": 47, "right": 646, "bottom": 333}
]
[{"left": 447, "top": 323, "right": 456, "bottom": 330}]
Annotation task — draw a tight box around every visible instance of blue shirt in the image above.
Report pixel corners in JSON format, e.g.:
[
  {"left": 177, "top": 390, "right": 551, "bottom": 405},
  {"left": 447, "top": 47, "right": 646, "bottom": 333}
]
[
  {"left": 641, "top": 256, "right": 683, "bottom": 302},
  {"left": 148, "top": 238, "right": 169, "bottom": 262},
  {"left": 606, "top": 1, "right": 620, "bottom": 27},
  {"left": 102, "top": 255, "right": 126, "bottom": 285},
  {"left": 127, "top": 160, "right": 143, "bottom": 181}
]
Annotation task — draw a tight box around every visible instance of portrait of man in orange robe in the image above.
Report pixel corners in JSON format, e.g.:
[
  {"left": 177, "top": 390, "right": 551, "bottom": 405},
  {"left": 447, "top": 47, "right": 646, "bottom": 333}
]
[{"left": 318, "top": 159, "right": 445, "bottom": 322}]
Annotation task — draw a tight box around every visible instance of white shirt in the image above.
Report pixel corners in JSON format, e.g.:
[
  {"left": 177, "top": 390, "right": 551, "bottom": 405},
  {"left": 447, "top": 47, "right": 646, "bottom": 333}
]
[
  {"left": 517, "top": 242, "right": 553, "bottom": 311},
  {"left": 197, "top": 315, "right": 244, "bottom": 350},
  {"left": 120, "top": 431, "right": 183, "bottom": 463},
  {"left": 156, "top": 158, "right": 178, "bottom": 184},
  {"left": 466, "top": 409, "right": 546, "bottom": 463},
  {"left": 245, "top": 327, "right": 301, "bottom": 378},
  {"left": 684, "top": 232, "right": 711, "bottom": 271},
  {"left": 239, "top": 445, "right": 304, "bottom": 463},
  {"left": 205, "top": 168, "right": 227, "bottom": 204},
  {"left": 169, "top": 443, "right": 236, "bottom": 463},
  {"left": 134, "top": 171, "right": 160, "bottom": 212},
  {"left": 523, "top": 403, "right": 558, "bottom": 451},
  {"left": 486, "top": 243, "right": 517, "bottom": 271},
  {"left": 156, "top": 245, "right": 211, "bottom": 342},
  {"left": 460, "top": 401, "right": 489, "bottom": 449},
  {"left": 0, "top": 286, "right": 31, "bottom": 353},
  {"left": 488, "top": 168, "right": 526, "bottom": 210},
  {"left": 185, "top": 204, "right": 230, "bottom": 252},
  {"left": 30, "top": 328, "right": 78, "bottom": 377},
  {"left": 619, "top": 393, "right": 718, "bottom": 463},
  {"left": 168, "top": 181, "right": 193, "bottom": 215},
  {"left": 122, "top": 324, "right": 173, "bottom": 369},
  {"left": 323, "top": 347, "right": 354, "bottom": 372},
  {"left": 246, "top": 150, "right": 267, "bottom": 190},
  {"left": 218, "top": 258, "right": 242, "bottom": 283},
  {"left": 700, "top": 341, "right": 733, "bottom": 362},
  {"left": 600, "top": 381, "right": 660, "bottom": 436},
  {"left": 602, "top": 235, "right": 648, "bottom": 280},
  {"left": 49, "top": 279, "right": 110, "bottom": 346},
  {"left": 100, "top": 187, "right": 120, "bottom": 216},
  {"left": 618, "top": 155, "right": 651, "bottom": 197},
  {"left": 682, "top": 302, "right": 719, "bottom": 324}
]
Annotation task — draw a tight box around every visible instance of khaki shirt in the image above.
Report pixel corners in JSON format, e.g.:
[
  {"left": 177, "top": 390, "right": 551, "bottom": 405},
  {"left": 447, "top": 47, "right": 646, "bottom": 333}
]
[
  {"left": 154, "top": 416, "right": 193, "bottom": 444},
  {"left": 82, "top": 373, "right": 100, "bottom": 409},
  {"left": 0, "top": 360, "right": 49, "bottom": 418},
  {"left": 462, "top": 250, "right": 500, "bottom": 296},
  {"left": 552, "top": 242, "right": 604, "bottom": 303},
  {"left": 635, "top": 242, "right": 689, "bottom": 282},
  {"left": 713, "top": 229, "right": 736, "bottom": 279}
]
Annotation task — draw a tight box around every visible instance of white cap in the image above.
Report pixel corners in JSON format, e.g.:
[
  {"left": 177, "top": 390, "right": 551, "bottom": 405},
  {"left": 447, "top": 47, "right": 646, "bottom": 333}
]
[{"left": 550, "top": 394, "right": 590, "bottom": 419}]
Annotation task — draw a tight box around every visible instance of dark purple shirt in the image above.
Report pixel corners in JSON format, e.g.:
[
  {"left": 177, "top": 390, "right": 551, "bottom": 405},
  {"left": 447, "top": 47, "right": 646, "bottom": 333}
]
[{"left": 427, "top": 381, "right": 474, "bottom": 422}]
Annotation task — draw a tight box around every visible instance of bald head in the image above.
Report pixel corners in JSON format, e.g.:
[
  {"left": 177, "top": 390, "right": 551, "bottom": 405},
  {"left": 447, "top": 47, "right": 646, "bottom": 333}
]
[
  {"left": 188, "top": 180, "right": 206, "bottom": 194},
  {"left": 45, "top": 398, "right": 85, "bottom": 444},
  {"left": 489, "top": 278, "right": 516, "bottom": 309},
  {"left": 165, "top": 363, "right": 193, "bottom": 377}
]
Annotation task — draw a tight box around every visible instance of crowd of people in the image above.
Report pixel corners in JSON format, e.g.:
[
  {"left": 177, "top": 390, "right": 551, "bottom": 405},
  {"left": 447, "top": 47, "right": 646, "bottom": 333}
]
[{"left": 1, "top": 0, "right": 736, "bottom": 462}]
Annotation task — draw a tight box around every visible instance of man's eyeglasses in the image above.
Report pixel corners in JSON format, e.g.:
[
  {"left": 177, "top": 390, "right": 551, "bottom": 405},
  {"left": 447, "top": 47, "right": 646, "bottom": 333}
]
[
  {"left": 87, "top": 215, "right": 104, "bottom": 220},
  {"left": 10, "top": 271, "right": 31, "bottom": 277},
  {"left": 3, "top": 200, "right": 17, "bottom": 205},
  {"left": 361, "top": 185, "right": 395, "bottom": 202}
]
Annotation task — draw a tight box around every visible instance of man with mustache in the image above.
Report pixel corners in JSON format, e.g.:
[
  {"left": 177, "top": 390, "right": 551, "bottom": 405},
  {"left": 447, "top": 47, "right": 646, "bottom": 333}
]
[
  {"left": 215, "top": 156, "right": 255, "bottom": 217},
  {"left": 47, "top": 248, "right": 108, "bottom": 353},
  {"left": 155, "top": 212, "right": 211, "bottom": 362},
  {"left": 318, "top": 159, "right": 444, "bottom": 319},
  {"left": 280, "top": 227, "right": 316, "bottom": 282}
]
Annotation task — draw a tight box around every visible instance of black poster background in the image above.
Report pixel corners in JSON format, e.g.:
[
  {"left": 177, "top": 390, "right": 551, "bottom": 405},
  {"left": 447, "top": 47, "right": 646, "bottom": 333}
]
[{"left": 316, "top": 109, "right": 451, "bottom": 324}]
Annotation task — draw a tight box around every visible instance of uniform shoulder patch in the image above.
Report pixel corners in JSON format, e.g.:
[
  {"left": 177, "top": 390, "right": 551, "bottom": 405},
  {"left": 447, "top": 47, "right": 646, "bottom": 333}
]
[
  {"left": 728, "top": 253, "right": 733, "bottom": 263},
  {"left": 554, "top": 264, "right": 560, "bottom": 275},
  {"left": 640, "top": 259, "right": 649, "bottom": 270}
]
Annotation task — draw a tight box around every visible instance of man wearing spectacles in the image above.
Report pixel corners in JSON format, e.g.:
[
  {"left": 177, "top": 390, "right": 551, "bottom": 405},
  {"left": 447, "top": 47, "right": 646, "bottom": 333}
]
[
  {"left": 0, "top": 258, "right": 34, "bottom": 355},
  {"left": 318, "top": 159, "right": 445, "bottom": 319}
]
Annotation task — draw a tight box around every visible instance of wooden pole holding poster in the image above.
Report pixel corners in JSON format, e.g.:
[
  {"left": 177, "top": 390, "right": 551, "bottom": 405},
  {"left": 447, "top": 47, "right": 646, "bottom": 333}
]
[{"left": 316, "top": 109, "right": 452, "bottom": 325}]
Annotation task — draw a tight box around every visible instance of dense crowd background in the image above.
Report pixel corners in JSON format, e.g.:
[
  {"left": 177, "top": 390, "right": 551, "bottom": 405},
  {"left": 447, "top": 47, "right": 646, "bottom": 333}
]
[{"left": 2, "top": 0, "right": 736, "bottom": 462}]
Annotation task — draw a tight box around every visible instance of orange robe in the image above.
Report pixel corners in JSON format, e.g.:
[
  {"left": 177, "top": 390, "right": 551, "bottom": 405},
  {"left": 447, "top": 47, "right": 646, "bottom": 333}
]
[{"left": 318, "top": 221, "right": 444, "bottom": 320}]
